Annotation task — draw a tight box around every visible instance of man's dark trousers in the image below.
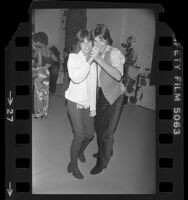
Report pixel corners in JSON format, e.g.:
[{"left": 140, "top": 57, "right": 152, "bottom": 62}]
[{"left": 94, "top": 88, "right": 124, "bottom": 169}]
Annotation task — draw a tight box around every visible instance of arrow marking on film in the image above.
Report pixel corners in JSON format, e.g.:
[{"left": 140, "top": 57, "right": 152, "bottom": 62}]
[
  {"left": 7, "top": 91, "right": 13, "bottom": 106},
  {"left": 7, "top": 182, "right": 13, "bottom": 197}
]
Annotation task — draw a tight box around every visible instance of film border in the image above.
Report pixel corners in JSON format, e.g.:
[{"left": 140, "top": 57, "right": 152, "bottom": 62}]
[{"left": 5, "top": 1, "right": 183, "bottom": 200}]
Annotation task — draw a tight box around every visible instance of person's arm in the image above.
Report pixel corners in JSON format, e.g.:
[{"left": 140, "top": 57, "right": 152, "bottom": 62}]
[
  {"left": 95, "top": 48, "right": 125, "bottom": 81},
  {"left": 95, "top": 57, "right": 122, "bottom": 81},
  {"left": 36, "top": 48, "right": 42, "bottom": 67},
  {"left": 51, "top": 51, "right": 58, "bottom": 62},
  {"left": 68, "top": 53, "right": 91, "bottom": 84},
  {"left": 43, "top": 48, "right": 53, "bottom": 69}
]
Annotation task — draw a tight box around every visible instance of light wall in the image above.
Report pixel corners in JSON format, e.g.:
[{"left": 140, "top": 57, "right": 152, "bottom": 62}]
[
  {"left": 87, "top": 9, "right": 156, "bottom": 110},
  {"left": 34, "top": 9, "right": 66, "bottom": 58},
  {"left": 34, "top": 8, "right": 155, "bottom": 71},
  {"left": 87, "top": 9, "right": 155, "bottom": 72},
  {"left": 87, "top": 9, "right": 122, "bottom": 49},
  {"left": 120, "top": 9, "right": 155, "bottom": 72},
  {"left": 34, "top": 9, "right": 156, "bottom": 110}
]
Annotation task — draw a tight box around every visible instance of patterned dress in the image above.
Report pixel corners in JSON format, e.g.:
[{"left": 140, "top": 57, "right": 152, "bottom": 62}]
[{"left": 33, "top": 56, "right": 52, "bottom": 118}]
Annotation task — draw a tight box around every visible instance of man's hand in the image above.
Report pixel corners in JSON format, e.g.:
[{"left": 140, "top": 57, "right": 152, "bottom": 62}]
[
  {"left": 87, "top": 46, "right": 101, "bottom": 65},
  {"left": 90, "top": 46, "right": 101, "bottom": 60}
]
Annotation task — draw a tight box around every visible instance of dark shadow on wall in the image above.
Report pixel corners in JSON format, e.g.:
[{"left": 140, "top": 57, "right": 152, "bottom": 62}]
[{"left": 65, "top": 9, "right": 87, "bottom": 51}]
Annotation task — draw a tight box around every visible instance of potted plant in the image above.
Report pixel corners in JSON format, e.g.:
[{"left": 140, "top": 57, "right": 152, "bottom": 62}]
[{"left": 121, "top": 35, "right": 140, "bottom": 104}]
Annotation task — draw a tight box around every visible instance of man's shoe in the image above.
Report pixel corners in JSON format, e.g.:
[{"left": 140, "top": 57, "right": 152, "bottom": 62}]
[{"left": 90, "top": 165, "right": 104, "bottom": 175}]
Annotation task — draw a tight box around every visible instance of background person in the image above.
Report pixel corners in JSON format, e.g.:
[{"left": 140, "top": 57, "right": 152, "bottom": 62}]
[
  {"left": 32, "top": 32, "right": 55, "bottom": 119},
  {"left": 49, "top": 46, "right": 61, "bottom": 95},
  {"left": 62, "top": 47, "right": 70, "bottom": 90}
]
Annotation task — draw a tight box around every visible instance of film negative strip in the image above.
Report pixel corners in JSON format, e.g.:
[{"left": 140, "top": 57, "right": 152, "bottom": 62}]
[{"left": 5, "top": 1, "right": 183, "bottom": 200}]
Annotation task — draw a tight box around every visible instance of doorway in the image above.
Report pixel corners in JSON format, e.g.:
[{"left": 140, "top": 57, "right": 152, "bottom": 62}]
[{"left": 65, "top": 9, "right": 87, "bottom": 51}]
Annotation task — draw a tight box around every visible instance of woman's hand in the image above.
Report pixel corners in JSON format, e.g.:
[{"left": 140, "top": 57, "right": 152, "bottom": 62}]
[
  {"left": 87, "top": 46, "right": 101, "bottom": 65},
  {"left": 42, "top": 64, "right": 51, "bottom": 70},
  {"left": 90, "top": 46, "right": 101, "bottom": 59},
  {"left": 46, "top": 63, "right": 51, "bottom": 68},
  {"left": 51, "top": 53, "right": 58, "bottom": 62}
]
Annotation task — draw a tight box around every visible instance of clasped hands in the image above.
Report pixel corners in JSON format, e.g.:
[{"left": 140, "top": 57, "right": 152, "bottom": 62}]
[{"left": 87, "top": 46, "right": 103, "bottom": 65}]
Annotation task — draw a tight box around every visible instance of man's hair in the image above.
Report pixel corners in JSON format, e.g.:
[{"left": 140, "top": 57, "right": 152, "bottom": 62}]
[{"left": 91, "top": 24, "right": 113, "bottom": 46}]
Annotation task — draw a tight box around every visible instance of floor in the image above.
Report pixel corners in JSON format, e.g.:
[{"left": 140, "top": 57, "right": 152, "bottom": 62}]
[{"left": 32, "top": 84, "right": 156, "bottom": 194}]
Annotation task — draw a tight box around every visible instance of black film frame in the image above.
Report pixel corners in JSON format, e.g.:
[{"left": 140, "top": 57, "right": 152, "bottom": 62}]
[{"left": 4, "top": 1, "right": 184, "bottom": 200}]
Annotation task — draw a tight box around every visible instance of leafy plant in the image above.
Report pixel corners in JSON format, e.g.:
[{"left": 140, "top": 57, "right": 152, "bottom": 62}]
[{"left": 121, "top": 35, "right": 138, "bottom": 72}]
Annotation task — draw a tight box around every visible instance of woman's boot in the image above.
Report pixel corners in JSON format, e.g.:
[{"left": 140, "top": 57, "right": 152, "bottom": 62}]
[
  {"left": 69, "top": 135, "right": 84, "bottom": 179},
  {"left": 79, "top": 136, "right": 94, "bottom": 162}
]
